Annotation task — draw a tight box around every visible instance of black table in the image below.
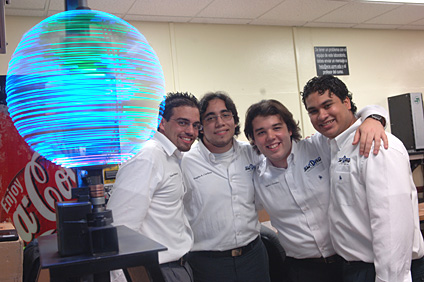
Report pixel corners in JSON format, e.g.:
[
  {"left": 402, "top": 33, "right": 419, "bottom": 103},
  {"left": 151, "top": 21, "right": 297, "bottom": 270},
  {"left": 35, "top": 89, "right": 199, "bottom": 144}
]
[{"left": 38, "top": 225, "right": 167, "bottom": 281}]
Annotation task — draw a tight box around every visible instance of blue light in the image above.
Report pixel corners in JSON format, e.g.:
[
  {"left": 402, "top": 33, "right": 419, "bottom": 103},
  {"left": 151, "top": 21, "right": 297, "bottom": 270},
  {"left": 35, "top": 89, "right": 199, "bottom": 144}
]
[{"left": 6, "top": 10, "right": 166, "bottom": 168}]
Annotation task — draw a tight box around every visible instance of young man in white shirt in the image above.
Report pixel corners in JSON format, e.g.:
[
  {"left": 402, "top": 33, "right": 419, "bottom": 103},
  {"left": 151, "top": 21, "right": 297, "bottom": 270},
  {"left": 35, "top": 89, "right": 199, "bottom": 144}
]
[
  {"left": 302, "top": 75, "right": 424, "bottom": 282},
  {"left": 182, "top": 91, "right": 270, "bottom": 282},
  {"left": 244, "top": 99, "right": 387, "bottom": 282},
  {"left": 107, "top": 92, "right": 201, "bottom": 282}
]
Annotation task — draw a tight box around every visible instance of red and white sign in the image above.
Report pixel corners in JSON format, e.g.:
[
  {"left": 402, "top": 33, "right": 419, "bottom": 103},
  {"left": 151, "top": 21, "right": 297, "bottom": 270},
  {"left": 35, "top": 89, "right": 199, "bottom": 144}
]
[{"left": 0, "top": 105, "right": 77, "bottom": 244}]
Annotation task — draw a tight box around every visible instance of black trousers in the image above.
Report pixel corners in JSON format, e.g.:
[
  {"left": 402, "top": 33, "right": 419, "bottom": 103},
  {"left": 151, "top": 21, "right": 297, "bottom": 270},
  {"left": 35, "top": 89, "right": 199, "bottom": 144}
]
[
  {"left": 283, "top": 256, "right": 343, "bottom": 282},
  {"left": 187, "top": 237, "right": 270, "bottom": 282}
]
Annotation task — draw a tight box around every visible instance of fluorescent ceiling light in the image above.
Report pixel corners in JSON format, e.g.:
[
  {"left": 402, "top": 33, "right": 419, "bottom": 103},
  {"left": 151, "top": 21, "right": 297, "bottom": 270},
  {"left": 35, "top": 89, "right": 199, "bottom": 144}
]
[{"left": 363, "top": 0, "right": 424, "bottom": 3}]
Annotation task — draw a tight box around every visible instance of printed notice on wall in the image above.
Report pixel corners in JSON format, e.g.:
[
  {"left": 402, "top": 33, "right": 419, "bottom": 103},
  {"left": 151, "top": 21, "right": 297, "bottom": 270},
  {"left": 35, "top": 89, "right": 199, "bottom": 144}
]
[{"left": 314, "top": 46, "right": 349, "bottom": 76}]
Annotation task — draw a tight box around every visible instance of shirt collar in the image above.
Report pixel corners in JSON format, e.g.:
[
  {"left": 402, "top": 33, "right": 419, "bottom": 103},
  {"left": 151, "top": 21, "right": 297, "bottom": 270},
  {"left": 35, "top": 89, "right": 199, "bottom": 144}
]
[
  {"left": 289, "top": 141, "right": 298, "bottom": 165},
  {"left": 257, "top": 158, "right": 268, "bottom": 176},
  {"left": 331, "top": 119, "right": 361, "bottom": 151},
  {"left": 198, "top": 137, "right": 238, "bottom": 163},
  {"left": 257, "top": 141, "right": 296, "bottom": 176},
  {"left": 153, "top": 131, "right": 182, "bottom": 159}
]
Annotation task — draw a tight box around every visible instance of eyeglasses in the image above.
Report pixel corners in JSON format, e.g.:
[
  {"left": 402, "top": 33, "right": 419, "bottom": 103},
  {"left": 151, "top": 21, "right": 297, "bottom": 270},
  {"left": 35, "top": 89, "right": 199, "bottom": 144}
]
[
  {"left": 203, "top": 112, "right": 234, "bottom": 124},
  {"left": 171, "top": 119, "right": 203, "bottom": 131}
]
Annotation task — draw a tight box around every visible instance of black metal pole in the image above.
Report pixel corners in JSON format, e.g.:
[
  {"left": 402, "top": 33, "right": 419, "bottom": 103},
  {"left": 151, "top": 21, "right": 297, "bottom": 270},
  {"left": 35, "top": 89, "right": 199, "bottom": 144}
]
[{"left": 65, "top": 0, "right": 90, "bottom": 11}]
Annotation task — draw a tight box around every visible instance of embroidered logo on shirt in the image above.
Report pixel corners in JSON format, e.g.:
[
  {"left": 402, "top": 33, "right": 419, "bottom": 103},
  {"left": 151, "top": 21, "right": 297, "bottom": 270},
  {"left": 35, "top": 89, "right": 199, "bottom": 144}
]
[
  {"left": 245, "top": 164, "right": 256, "bottom": 171},
  {"left": 193, "top": 171, "right": 212, "bottom": 180},
  {"left": 338, "top": 155, "right": 351, "bottom": 165},
  {"left": 303, "top": 157, "right": 322, "bottom": 172}
]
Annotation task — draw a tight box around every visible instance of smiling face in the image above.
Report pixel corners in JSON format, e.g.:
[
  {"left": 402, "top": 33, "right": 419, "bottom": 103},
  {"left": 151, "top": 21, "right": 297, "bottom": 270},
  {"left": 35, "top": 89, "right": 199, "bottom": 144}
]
[
  {"left": 159, "top": 105, "right": 200, "bottom": 152},
  {"left": 252, "top": 115, "right": 292, "bottom": 168},
  {"left": 201, "top": 98, "right": 236, "bottom": 153},
  {"left": 304, "top": 90, "right": 356, "bottom": 139}
]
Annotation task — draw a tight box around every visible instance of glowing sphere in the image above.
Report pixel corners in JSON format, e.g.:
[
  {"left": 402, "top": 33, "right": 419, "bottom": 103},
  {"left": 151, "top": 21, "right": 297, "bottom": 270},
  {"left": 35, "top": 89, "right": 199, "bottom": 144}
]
[{"left": 6, "top": 10, "right": 165, "bottom": 168}]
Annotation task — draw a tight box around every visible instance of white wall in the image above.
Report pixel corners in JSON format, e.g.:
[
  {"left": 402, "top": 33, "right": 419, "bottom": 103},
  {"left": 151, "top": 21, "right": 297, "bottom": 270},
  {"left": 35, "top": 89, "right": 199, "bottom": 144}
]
[
  {"left": 171, "top": 23, "right": 300, "bottom": 138},
  {"left": 1, "top": 15, "right": 423, "bottom": 186},
  {"left": 294, "top": 27, "right": 424, "bottom": 136}
]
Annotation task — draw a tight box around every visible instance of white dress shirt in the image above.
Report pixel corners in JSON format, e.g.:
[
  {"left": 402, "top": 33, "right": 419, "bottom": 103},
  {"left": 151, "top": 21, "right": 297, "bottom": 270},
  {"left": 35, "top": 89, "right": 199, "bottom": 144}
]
[
  {"left": 253, "top": 105, "right": 387, "bottom": 259},
  {"left": 107, "top": 131, "right": 193, "bottom": 264},
  {"left": 329, "top": 119, "right": 424, "bottom": 282},
  {"left": 254, "top": 135, "right": 335, "bottom": 259},
  {"left": 181, "top": 139, "right": 262, "bottom": 251}
]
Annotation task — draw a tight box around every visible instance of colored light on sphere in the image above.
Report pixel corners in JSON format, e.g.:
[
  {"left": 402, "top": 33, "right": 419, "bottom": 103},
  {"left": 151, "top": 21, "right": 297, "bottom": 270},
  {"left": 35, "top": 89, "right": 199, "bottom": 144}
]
[{"left": 6, "top": 10, "right": 166, "bottom": 168}]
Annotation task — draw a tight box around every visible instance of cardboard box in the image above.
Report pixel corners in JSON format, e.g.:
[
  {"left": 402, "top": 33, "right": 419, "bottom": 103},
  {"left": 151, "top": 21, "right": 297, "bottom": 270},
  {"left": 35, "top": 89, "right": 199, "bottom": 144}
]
[{"left": 0, "top": 222, "right": 23, "bottom": 282}]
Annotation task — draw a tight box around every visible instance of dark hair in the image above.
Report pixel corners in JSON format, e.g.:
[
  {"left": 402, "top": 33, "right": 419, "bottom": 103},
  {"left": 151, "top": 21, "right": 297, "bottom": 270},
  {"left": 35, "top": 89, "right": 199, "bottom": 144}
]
[
  {"left": 158, "top": 92, "right": 199, "bottom": 129},
  {"left": 300, "top": 75, "right": 357, "bottom": 114},
  {"left": 244, "top": 99, "right": 301, "bottom": 154},
  {"left": 198, "top": 91, "right": 240, "bottom": 140}
]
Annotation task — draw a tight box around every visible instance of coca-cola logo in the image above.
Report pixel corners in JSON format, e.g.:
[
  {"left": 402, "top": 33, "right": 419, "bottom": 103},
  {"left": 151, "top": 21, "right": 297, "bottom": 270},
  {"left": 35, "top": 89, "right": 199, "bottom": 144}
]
[{"left": 1, "top": 152, "right": 76, "bottom": 243}]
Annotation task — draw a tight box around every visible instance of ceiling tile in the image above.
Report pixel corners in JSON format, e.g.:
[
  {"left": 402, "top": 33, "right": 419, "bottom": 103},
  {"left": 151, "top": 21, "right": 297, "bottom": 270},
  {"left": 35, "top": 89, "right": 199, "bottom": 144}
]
[
  {"left": 129, "top": 0, "right": 212, "bottom": 17},
  {"left": 124, "top": 14, "right": 191, "bottom": 23},
  {"left": 258, "top": 0, "right": 347, "bottom": 22},
  {"left": 304, "top": 21, "right": 355, "bottom": 28},
  {"left": 250, "top": 18, "right": 307, "bottom": 26},
  {"left": 5, "top": 0, "right": 47, "bottom": 9},
  {"left": 365, "top": 4, "right": 424, "bottom": 25},
  {"left": 353, "top": 23, "right": 401, "bottom": 29},
  {"left": 48, "top": 0, "right": 135, "bottom": 14},
  {"left": 196, "top": 0, "right": 283, "bottom": 19},
  {"left": 48, "top": 0, "right": 65, "bottom": 11},
  {"left": 5, "top": 8, "right": 46, "bottom": 17},
  {"left": 409, "top": 18, "right": 424, "bottom": 25},
  {"left": 5, "top": 0, "right": 424, "bottom": 31},
  {"left": 84, "top": 0, "right": 135, "bottom": 14},
  {"left": 46, "top": 10, "right": 124, "bottom": 19},
  {"left": 315, "top": 2, "right": 400, "bottom": 24},
  {"left": 190, "top": 17, "right": 251, "bottom": 25},
  {"left": 398, "top": 25, "right": 424, "bottom": 30}
]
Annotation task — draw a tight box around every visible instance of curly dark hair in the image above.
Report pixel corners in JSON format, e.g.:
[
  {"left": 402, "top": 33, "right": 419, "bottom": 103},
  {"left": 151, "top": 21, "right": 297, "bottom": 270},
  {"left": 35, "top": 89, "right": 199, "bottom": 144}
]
[
  {"left": 158, "top": 92, "right": 200, "bottom": 130},
  {"left": 244, "top": 99, "right": 301, "bottom": 154},
  {"left": 300, "top": 75, "right": 357, "bottom": 114},
  {"left": 198, "top": 91, "right": 240, "bottom": 140}
]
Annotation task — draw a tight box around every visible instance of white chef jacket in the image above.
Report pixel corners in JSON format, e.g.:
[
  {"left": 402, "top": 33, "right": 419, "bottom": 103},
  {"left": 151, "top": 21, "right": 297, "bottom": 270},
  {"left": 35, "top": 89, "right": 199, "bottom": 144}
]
[
  {"left": 181, "top": 138, "right": 262, "bottom": 251},
  {"left": 329, "top": 119, "right": 424, "bottom": 282},
  {"left": 107, "top": 131, "right": 193, "bottom": 264},
  {"left": 254, "top": 134, "right": 336, "bottom": 259}
]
